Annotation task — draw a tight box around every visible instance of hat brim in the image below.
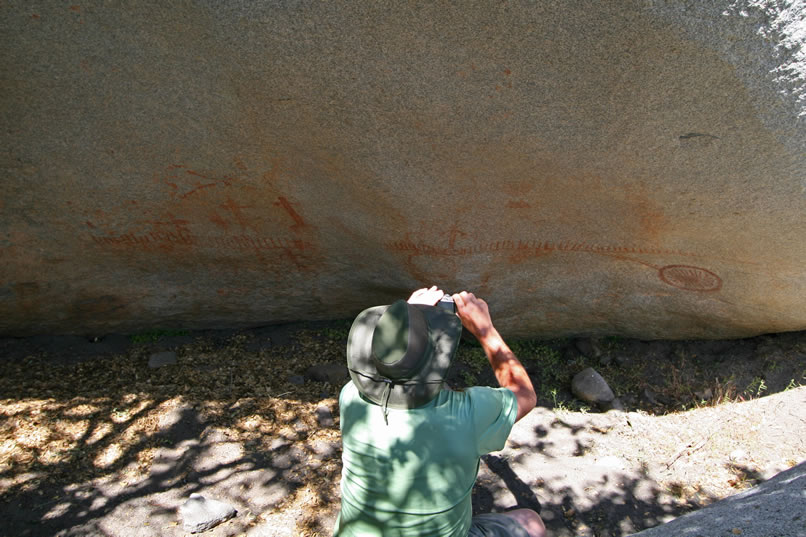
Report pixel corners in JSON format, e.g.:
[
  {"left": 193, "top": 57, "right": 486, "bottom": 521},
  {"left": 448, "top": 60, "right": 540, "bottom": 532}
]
[{"left": 346, "top": 304, "right": 462, "bottom": 409}]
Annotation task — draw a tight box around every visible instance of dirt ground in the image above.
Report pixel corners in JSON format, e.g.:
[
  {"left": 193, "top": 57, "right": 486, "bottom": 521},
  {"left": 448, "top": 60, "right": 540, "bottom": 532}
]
[{"left": 0, "top": 322, "right": 804, "bottom": 537}]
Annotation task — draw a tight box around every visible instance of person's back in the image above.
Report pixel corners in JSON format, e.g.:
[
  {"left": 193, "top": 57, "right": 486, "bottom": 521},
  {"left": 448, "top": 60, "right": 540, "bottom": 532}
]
[
  {"left": 333, "top": 287, "right": 546, "bottom": 537},
  {"left": 335, "top": 383, "right": 517, "bottom": 536}
]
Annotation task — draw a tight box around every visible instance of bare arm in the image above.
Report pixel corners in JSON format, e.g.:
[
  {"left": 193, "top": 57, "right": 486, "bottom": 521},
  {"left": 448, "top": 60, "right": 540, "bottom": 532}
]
[{"left": 452, "top": 291, "right": 537, "bottom": 422}]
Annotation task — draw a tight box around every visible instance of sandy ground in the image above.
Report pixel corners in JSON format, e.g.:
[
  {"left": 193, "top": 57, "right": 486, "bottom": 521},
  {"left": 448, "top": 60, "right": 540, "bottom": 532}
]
[{"left": 475, "top": 387, "right": 806, "bottom": 537}]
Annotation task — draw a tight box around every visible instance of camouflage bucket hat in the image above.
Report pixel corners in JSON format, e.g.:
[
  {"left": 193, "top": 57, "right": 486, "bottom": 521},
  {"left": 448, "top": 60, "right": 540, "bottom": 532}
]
[{"left": 346, "top": 299, "right": 462, "bottom": 420}]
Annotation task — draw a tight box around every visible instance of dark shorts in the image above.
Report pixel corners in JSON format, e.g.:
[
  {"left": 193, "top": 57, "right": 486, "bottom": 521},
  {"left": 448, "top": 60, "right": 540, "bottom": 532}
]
[{"left": 468, "top": 513, "right": 531, "bottom": 537}]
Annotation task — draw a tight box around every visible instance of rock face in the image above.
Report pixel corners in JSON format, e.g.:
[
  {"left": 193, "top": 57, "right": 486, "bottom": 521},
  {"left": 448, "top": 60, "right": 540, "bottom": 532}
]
[
  {"left": 1, "top": 3, "right": 804, "bottom": 338},
  {"left": 630, "top": 461, "right": 806, "bottom": 537}
]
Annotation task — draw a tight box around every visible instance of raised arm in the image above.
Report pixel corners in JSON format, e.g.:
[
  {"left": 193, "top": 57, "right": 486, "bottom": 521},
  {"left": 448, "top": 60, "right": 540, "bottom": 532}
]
[{"left": 452, "top": 291, "right": 537, "bottom": 422}]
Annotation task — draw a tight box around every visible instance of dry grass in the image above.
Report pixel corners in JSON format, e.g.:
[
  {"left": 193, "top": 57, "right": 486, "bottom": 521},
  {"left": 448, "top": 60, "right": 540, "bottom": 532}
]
[{"left": 0, "top": 330, "right": 346, "bottom": 536}]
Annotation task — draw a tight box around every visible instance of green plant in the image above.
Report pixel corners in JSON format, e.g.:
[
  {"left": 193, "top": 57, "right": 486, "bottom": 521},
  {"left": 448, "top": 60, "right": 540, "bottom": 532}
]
[
  {"left": 528, "top": 344, "right": 564, "bottom": 384},
  {"left": 544, "top": 387, "right": 587, "bottom": 412},
  {"left": 130, "top": 329, "right": 189, "bottom": 344},
  {"left": 602, "top": 335, "right": 624, "bottom": 352},
  {"left": 784, "top": 371, "right": 805, "bottom": 391},
  {"left": 323, "top": 322, "right": 351, "bottom": 342},
  {"left": 744, "top": 377, "right": 767, "bottom": 398},
  {"left": 460, "top": 370, "right": 477, "bottom": 386},
  {"left": 549, "top": 388, "right": 570, "bottom": 412},
  {"left": 464, "top": 348, "right": 488, "bottom": 373},
  {"left": 549, "top": 387, "right": 560, "bottom": 408}
]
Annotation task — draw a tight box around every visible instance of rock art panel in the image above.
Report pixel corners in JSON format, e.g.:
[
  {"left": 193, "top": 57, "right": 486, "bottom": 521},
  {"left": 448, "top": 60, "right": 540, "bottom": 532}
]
[{"left": 1, "top": 2, "right": 804, "bottom": 338}]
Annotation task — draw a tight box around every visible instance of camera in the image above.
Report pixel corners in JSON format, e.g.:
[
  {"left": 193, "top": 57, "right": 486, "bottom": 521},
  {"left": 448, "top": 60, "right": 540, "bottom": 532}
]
[{"left": 437, "top": 293, "right": 456, "bottom": 314}]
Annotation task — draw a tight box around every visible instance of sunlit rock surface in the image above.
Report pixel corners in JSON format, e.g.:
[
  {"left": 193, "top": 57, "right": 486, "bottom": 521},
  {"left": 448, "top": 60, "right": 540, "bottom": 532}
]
[{"left": 2, "top": 2, "right": 804, "bottom": 338}]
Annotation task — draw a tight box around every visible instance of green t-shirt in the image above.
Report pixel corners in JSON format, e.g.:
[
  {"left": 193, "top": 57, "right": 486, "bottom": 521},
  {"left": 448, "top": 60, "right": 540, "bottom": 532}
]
[{"left": 333, "top": 381, "right": 518, "bottom": 537}]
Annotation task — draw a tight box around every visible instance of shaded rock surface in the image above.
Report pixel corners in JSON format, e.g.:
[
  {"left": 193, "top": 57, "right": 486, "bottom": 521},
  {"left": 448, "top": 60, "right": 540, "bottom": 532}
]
[
  {"left": 179, "top": 494, "right": 237, "bottom": 533},
  {"left": 629, "top": 461, "right": 806, "bottom": 537},
  {"left": 572, "top": 367, "right": 616, "bottom": 405},
  {"left": 1, "top": 2, "right": 805, "bottom": 339}
]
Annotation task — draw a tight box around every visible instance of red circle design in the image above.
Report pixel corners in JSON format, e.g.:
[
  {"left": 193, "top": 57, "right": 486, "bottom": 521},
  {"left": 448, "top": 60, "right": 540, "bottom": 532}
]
[{"left": 659, "top": 265, "right": 722, "bottom": 292}]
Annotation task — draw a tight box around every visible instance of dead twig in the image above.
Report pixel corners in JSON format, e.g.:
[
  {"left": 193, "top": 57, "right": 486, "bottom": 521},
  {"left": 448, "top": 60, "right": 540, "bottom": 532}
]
[{"left": 666, "top": 432, "right": 716, "bottom": 469}]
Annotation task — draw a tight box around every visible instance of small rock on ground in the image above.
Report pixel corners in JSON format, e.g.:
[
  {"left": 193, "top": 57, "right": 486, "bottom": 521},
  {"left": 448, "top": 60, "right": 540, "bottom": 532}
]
[
  {"left": 574, "top": 338, "right": 603, "bottom": 359},
  {"left": 315, "top": 405, "right": 335, "bottom": 428},
  {"left": 179, "top": 493, "right": 236, "bottom": 533},
  {"left": 149, "top": 351, "right": 177, "bottom": 368},
  {"left": 571, "top": 367, "right": 615, "bottom": 404},
  {"left": 306, "top": 363, "right": 348, "bottom": 384}
]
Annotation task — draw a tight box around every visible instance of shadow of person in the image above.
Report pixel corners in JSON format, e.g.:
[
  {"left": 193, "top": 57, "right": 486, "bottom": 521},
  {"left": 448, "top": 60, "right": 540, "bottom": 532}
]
[{"left": 481, "top": 453, "right": 542, "bottom": 513}]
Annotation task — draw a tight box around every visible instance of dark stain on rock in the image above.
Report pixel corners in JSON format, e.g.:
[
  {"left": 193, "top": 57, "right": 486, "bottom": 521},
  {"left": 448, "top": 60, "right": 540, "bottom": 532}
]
[
  {"left": 679, "top": 133, "right": 720, "bottom": 148},
  {"left": 13, "top": 282, "right": 40, "bottom": 297},
  {"left": 72, "top": 295, "right": 127, "bottom": 319}
]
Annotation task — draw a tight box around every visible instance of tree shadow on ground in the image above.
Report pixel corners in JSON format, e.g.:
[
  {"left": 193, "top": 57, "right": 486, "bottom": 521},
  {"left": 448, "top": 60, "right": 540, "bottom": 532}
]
[
  {"left": 469, "top": 390, "right": 806, "bottom": 537},
  {"left": 0, "top": 326, "right": 345, "bottom": 536},
  {"left": 472, "top": 453, "right": 708, "bottom": 537},
  {"left": 0, "top": 395, "right": 337, "bottom": 536},
  {"left": 1, "top": 324, "right": 804, "bottom": 536}
]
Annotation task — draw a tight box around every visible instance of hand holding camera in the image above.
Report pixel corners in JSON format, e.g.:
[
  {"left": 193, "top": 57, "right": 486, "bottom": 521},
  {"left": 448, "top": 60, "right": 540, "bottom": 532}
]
[
  {"left": 451, "top": 291, "right": 494, "bottom": 342},
  {"left": 407, "top": 286, "right": 457, "bottom": 314}
]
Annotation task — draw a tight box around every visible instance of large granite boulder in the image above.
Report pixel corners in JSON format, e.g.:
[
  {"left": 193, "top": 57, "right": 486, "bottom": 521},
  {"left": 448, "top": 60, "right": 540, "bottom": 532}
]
[
  {"left": 629, "top": 461, "right": 806, "bottom": 537},
  {"left": 1, "top": 2, "right": 804, "bottom": 338}
]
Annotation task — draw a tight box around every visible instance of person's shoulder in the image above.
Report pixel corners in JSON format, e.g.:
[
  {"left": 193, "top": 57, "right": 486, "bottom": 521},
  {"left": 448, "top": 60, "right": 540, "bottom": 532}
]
[
  {"left": 437, "top": 385, "right": 506, "bottom": 399},
  {"left": 465, "top": 385, "right": 513, "bottom": 398},
  {"left": 465, "top": 386, "right": 517, "bottom": 414},
  {"left": 339, "top": 380, "right": 359, "bottom": 405},
  {"left": 464, "top": 386, "right": 518, "bottom": 454},
  {"left": 437, "top": 385, "right": 514, "bottom": 408}
]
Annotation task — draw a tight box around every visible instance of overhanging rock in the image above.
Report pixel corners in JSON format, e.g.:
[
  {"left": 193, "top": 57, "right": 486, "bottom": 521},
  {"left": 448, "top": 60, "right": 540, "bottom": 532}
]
[{"left": 2, "top": 2, "right": 804, "bottom": 338}]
